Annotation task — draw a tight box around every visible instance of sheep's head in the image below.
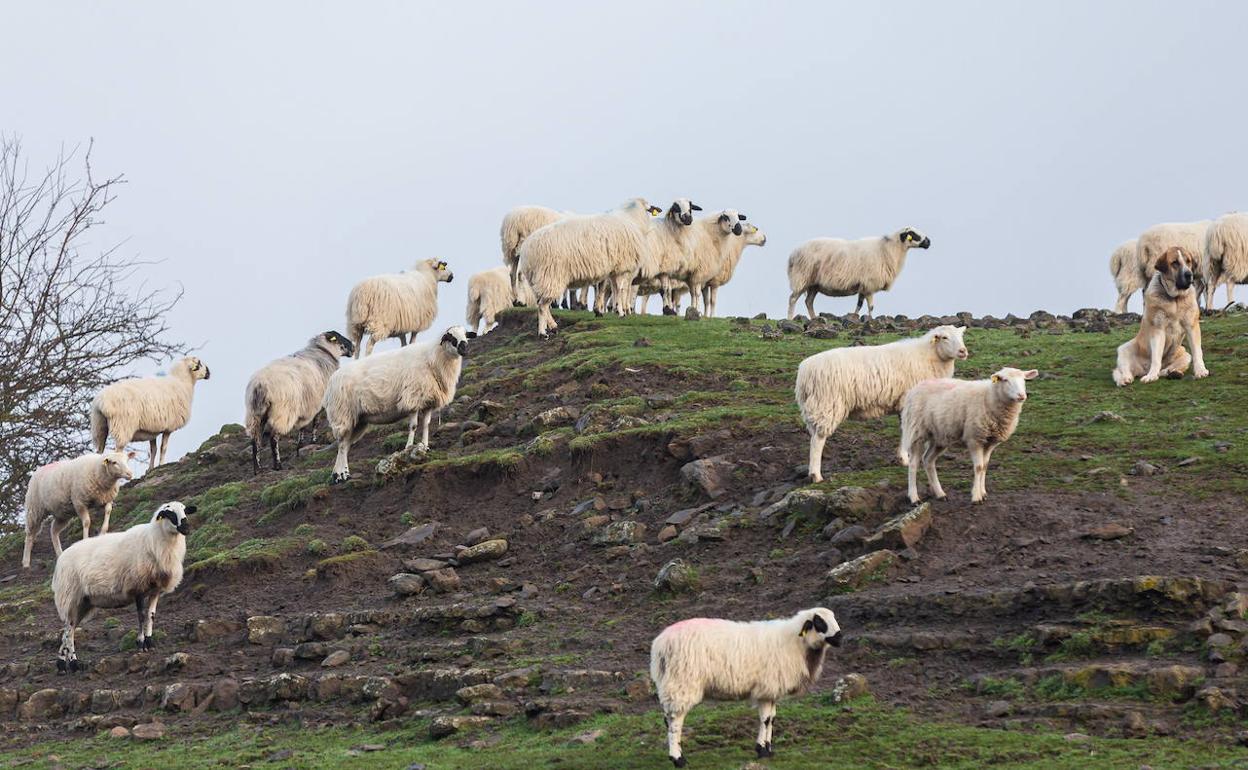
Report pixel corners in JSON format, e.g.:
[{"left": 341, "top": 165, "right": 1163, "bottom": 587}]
[
  {"left": 798, "top": 607, "right": 842, "bottom": 649},
  {"left": 152, "top": 501, "right": 195, "bottom": 537},
  {"left": 897, "top": 227, "right": 931, "bottom": 249},
  {"left": 320, "top": 330, "right": 355, "bottom": 358},
  {"left": 990, "top": 367, "right": 1039, "bottom": 403},
  {"left": 928, "top": 325, "right": 968, "bottom": 361},
  {"left": 102, "top": 450, "right": 136, "bottom": 482},
  {"left": 667, "top": 198, "right": 703, "bottom": 227},
  {"left": 425, "top": 259, "right": 454, "bottom": 284},
  {"left": 1154, "top": 246, "right": 1194, "bottom": 293},
  {"left": 716, "top": 209, "right": 747, "bottom": 236},
  {"left": 744, "top": 223, "right": 767, "bottom": 247},
  {"left": 438, "top": 325, "right": 477, "bottom": 358},
  {"left": 183, "top": 356, "right": 211, "bottom": 381}
]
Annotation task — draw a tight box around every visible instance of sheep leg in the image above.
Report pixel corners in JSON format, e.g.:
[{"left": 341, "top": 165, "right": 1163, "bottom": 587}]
[
  {"left": 350, "top": 330, "right": 363, "bottom": 359},
  {"left": 22, "top": 525, "right": 35, "bottom": 569},
  {"left": 158, "top": 432, "right": 171, "bottom": 465},
  {"left": 142, "top": 593, "right": 161, "bottom": 650},
  {"left": 1226, "top": 283, "right": 1235, "bottom": 306},
  {"left": 251, "top": 437, "right": 261, "bottom": 475},
  {"left": 664, "top": 706, "right": 688, "bottom": 768},
  {"left": 148, "top": 438, "right": 158, "bottom": 467},
  {"left": 807, "top": 430, "right": 828, "bottom": 484},
  {"left": 331, "top": 433, "right": 353, "bottom": 484},
  {"left": 755, "top": 700, "right": 776, "bottom": 758},
  {"left": 1112, "top": 290, "right": 1129, "bottom": 314},
  {"left": 969, "top": 444, "right": 988, "bottom": 503},
  {"left": 1204, "top": 280, "right": 1217, "bottom": 313},
  {"left": 365, "top": 335, "right": 378, "bottom": 357},
  {"left": 59, "top": 596, "right": 91, "bottom": 673},
  {"left": 419, "top": 410, "right": 433, "bottom": 452},
  {"left": 50, "top": 517, "right": 69, "bottom": 557},
  {"left": 787, "top": 287, "right": 804, "bottom": 320},
  {"left": 295, "top": 429, "right": 305, "bottom": 459},
  {"left": 73, "top": 501, "right": 92, "bottom": 540},
  {"left": 700, "top": 285, "right": 710, "bottom": 316},
  {"left": 100, "top": 501, "right": 113, "bottom": 535},
  {"left": 864, "top": 293, "right": 876, "bottom": 319},
  {"left": 708, "top": 285, "right": 719, "bottom": 318},
  {"left": 270, "top": 432, "right": 282, "bottom": 471},
  {"left": 805, "top": 288, "right": 818, "bottom": 320},
  {"left": 907, "top": 443, "right": 924, "bottom": 503},
  {"left": 922, "top": 444, "right": 946, "bottom": 500},
  {"left": 613, "top": 275, "right": 631, "bottom": 317}
]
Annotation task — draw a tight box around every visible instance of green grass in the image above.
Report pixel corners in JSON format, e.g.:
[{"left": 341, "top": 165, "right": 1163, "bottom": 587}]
[
  {"left": 186, "top": 536, "right": 299, "bottom": 575},
  {"left": 257, "top": 470, "right": 331, "bottom": 523},
  {"left": 3, "top": 698, "right": 1245, "bottom": 769}
]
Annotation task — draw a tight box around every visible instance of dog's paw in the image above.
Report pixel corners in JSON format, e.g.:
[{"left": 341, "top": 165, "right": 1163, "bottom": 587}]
[
  {"left": 1194, "top": 367, "right": 1210, "bottom": 379},
  {"left": 1140, "top": 373, "right": 1159, "bottom": 384}
]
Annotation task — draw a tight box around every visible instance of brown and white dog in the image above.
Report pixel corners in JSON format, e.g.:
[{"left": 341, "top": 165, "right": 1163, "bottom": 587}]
[{"left": 1112, "top": 246, "right": 1209, "bottom": 386}]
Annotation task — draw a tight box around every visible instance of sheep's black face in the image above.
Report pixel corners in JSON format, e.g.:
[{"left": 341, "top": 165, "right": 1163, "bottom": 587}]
[
  {"left": 800, "top": 609, "right": 842, "bottom": 649},
  {"left": 900, "top": 229, "right": 931, "bottom": 249},
  {"left": 669, "top": 199, "right": 702, "bottom": 226},
  {"left": 155, "top": 503, "right": 193, "bottom": 536},
  {"left": 324, "top": 330, "right": 355, "bottom": 357},
  {"left": 440, "top": 328, "right": 472, "bottom": 357}
]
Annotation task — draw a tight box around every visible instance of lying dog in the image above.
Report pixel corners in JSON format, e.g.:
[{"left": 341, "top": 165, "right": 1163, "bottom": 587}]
[{"left": 1112, "top": 246, "right": 1209, "bottom": 386}]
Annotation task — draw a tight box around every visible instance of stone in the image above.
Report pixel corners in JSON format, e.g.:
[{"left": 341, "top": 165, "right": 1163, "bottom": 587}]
[
  {"left": 581, "top": 515, "right": 610, "bottom": 531},
  {"left": 568, "top": 729, "right": 604, "bottom": 745},
  {"left": 654, "top": 559, "right": 699, "bottom": 594},
  {"left": 1195, "top": 685, "right": 1237, "bottom": 713},
  {"left": 1145, "top": 665, "right": 1204, "bottom": 698},
  {"left": 309, "top": 613, "right": 345, "bottom": 640},
  {"left": 525, "top": 406, "right": 576, "bottom": 434},
  {"left": 985, "top": 700, "right": 1012, "bottom": 718},
  {"left": 687, "top": 429, "right": 732, "bottom": 459},
  {"left": 458, "top": 539, "right": 509, "bottom": 564},
  {"left": 465, "top": 527, "right": 491, "bottom": 546},
  {"left": 456, "top": 683, "right": 504, "bottom": 704},
  {"left": 593, "top": 520, "right": 646, "bottom": 546},
  {"left": 193, "top": 618, "right": 243, "bottom": 643},
  {"left": 109, "top": 726, "right": 131, "bottom": 739},
  {"left": 830, "top": 673, "right": 869, "bottom": 703},
  {"left": 322, "top": 650, "right": 350, "bottom": 668},
  {"left": 294, "top": 642, "right": 328, "bottom": 660},
  {"left": 131, "top": 721, "right": 167, "bottom": 740},
  {"left": 424, "top": 567, "right": 462, "bottom": 593},
  {"left": 665, "top": 503, "right": 714, "bottom": 527},
  {"left": 247, "top": 616, "right": 286, "bottom": 645},
  {"left": 19, "top": 688, "right": 63, "bottom": 720},
  {"left": 824, "top": 550, "right": 897, "bottom": 593},
  {"left": 161, "top": 683, "right": 197, "bottom": 712},
  {"left": 657, "top": 525, "right": 678, "bottom": 542},
  {"left": 389, "top": 573, "right": 427, "bottom": 596},
  {"left": 430, "top": 715, "right": 493, "bottom": 739},
  {"left": 1129, "top": 460, "right": 1161, "bottom": 476},
  {"left": 1086, "top": 411, "right": 1124, "bottom": 424},
  {"left": 1081, "top": 522, "right": 1134, "bottom": 540},
  {"left": 828, "top": 525, "right": 871, "bottom": 547},
  {"left": 381, "top": 522, "right": 439, "bottom": 550},
  {"left": 404, "top": 557, "right": 448, "bottom": 572},
  {"left": 212, "top": 679, "right": 240, "bottom": 711},
  {"left": 864, "top": 503, "right": 932, "bottom": 551},
  {"left": 1207, "top": 633, "right": 1233, "bottom": 648},
  {"left": 680, "top": 456, "right": 736, "bottom": 499}
]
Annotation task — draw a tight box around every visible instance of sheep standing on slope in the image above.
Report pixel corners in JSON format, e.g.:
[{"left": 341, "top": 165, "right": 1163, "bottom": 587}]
[
  {"left": 1109, "top": 238, "right": 1140, "bottom": 313},
  {"left": 638, "top": 199, "right": 702, "bottom": 315},
  {"left": 500, "top": 205, "right": 565, "bottom": 298},
  {"left": 786, "top": 227, "right": 931, "bottom": 320},
  {"left": 1135, "top": 220, "right": 1211, "bottom": 304},
  {"left": 681, "top": 209, "right": 747, "bottom": 317},
  {"left": 322, "top": 326, "right": 474, "bottom": 484},
  {"left": 796, "top": 325, "right": 968, "bottom": 483},
  {"left": 51, "top": 501, "right": 192, "bottom": 671},
  {"left": 899, "top": 367, "right": 1038, "bottom": 504},
  {"left": 651, "top": 608, "right": 843, "bottom": 767},
  {"left": 1203, "top": 212, "right": 1248, "bottom": 308},
  {"left": 244, "top": 331, "right": 355, "bottom": 474},
  {"left": 22, "top": 451, "right": 135, "bottom": 568},
  {"left": 89, "top": 357, "right": 211, "bottom": 468},
  {"left": 467, "top": 265, "right": 536, "bottom": 335},
  {"left": 346, "top": 258, "right": 453, "bottom": 357},
  {"left": 706, "top": 221, "right": 767, "bottom": 317},
  {"left": 519, "top": 198, "right": 662, "bottom": 338}
]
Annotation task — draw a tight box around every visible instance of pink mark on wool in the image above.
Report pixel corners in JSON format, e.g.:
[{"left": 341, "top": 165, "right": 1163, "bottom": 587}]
[
  {"left": 36, "top": 461, "right": 63, "bottom": 473},
  {"left": 915, "top": 378, "right": 960, "bottom": 391},
  {"left": 665, "top": 618, "right": 724, "bottom": 633}
]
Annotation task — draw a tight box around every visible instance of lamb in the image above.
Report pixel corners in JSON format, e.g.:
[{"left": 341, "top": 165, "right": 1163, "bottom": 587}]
[
  {"left": 322, "top": 325, "right": 474, "bottom": 484},
  {"left": 1203, "top": 212, "right": 1248, "bottom": 308},
  {"left": 500, "top": 205, "right": 565, "bottom": 297},
  {"left": 638, "top": 199, "right": 702, "bottom": 315},
  {"left": 346, "top": 258, "right": 454, "bottom": 357},
  {"left": 244, "top": 331, "right": 356, "bottom": 474},
  {"left": 467, "top": 265, "right": 536, "bottom": 335},
  {"left": 650, "top": 608, "right": 843, "bottom": 767},
  {"left": 518, "top": 198, "right": 662, "bottom": 337},
  {"left": 1135, "top": 220, "right": 1211, "bottom": 305},
  {"left": 705, "top": 221, "right": 767, "bottom": 317},
  {"left": 50, "top": 501, "right": 192, "bottom": 672},
  {"left": 796, "top": 325, "right": 968, "bottom": 483},
  {"left": 786, "top": 227, "right": 931, "bottom": 320},
  {"left": 1109, "top": 238, "right": 1140, "bottom": 313},
  {"left": 22, "top": 451, "right": 136, "bottom": 569},
  {"left": 682, "top": 210, "right": 747, "bottom": 317},
  {"left": 90, "top": 357, "right": 211, "bottom": 467},
  {"left": 899, "top": 367, "right": 1038, "bottom": 504}
]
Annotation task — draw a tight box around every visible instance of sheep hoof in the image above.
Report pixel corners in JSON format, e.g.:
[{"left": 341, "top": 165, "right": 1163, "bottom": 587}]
[
  {"left": 56, "top": 659, "right": 67, "bottom": 674},
  {"left": 330, "top": 472, "right": 350, "bottom": 485},
  {"left": 512, "top": 300, "right": 524, "bottom": 308},
  {"left": 670, "top": 756, "right": 687, "bottom": 768},
  {"left": 755, "top": 742, "right": 773, "bottom": 758},
  {"left": 68, "top": 659, "right": 82, "bottom": 673},
  {"left": 415, "top": 442, "right": 429, "bottom": 454},
  {"left": 593, "top": 310, "right": 603, "bottom": 318},
  {"left": 662, "top": 307, "right": 677, "bottom": 316},
  {"left": 141, "top": 637, "right": 154, "bottom": 651}
]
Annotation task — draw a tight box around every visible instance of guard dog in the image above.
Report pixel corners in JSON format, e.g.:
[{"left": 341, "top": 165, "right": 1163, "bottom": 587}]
[{"left": 1112, "top": 246, "right": 1209, "bottom": 386}]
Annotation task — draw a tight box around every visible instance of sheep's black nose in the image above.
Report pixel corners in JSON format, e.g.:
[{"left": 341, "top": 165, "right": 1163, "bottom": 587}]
[
  {"left": 827, "top": 631, "right": 843, "bottom": 647},
  {"left": 177, "top": 522, "right": 191, "bottom": 535}
]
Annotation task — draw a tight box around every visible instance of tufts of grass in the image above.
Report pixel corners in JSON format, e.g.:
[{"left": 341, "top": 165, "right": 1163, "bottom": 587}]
[
  {"left": 258, "top": 470, "right": 331, "bottom": 522},
  {"left": 186, "top": 537, "right": 298, "bottom": 575}
]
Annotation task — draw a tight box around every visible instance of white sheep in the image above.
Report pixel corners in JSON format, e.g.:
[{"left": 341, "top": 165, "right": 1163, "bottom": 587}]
[
  {"left": 89, "top": 356, "right": 211, "bottom": 467},
  {"left": 705, "top": 221, "right": 767, "bottom": 317},
  {"left": 518, "top": 198, "right": 662, "bottom": 337},
  {"left": 50, "top": 501, "right": 192, "bottom": 671},
  {"left": 1109, "top": 238, "right": 1140, "bottom": 314},
  {"left": 1203, "top": 212, "right": 1248, "bottom": 308},
  {"left": 899, "top": 367, "right": 1038, "bottom": 504},
  {"left": 346, "top": 258, "right": 453, "bottom": 357},
  {"left": 650, "top": 608, "right": 843, "bottom": 767},
  {"left": 682, "top": 210, "right": 747, "bottom": 317},
  {"left": 796, "top": 325, "right": 968, "bottom": 483},
  {"left": 500, "top": 205, "right": 565, "bottom": 297},
  {"left": 322, "top": 326, "right": 474, "bottom": 484},
  {"left": 638, "top": 199, "right": 702, "bottom": 315},
  {"left": 22, "top": 451, "right": 136, "bottom": 569},
  {"left": 244, "top": 331, "right": 356, "bottom": 474},
  {"left": 467, "top": 265, "right": 536, "bottom": 335},
  {"left": 1135, "top": 220, "right": 1211, "bottom": 305},
  {"left": 786, "top": 227, "right": 931, "bottom": 320}
]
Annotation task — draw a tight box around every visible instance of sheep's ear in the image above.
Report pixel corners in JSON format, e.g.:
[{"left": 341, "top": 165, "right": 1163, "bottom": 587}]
[
  {"left": 738, "top": 213, "right": 747, "bottom": 220},
  {"left": 440, "top": 332, "right": 455, "bottom": 346},
  {"left": 718, "top": 213, "right": 729, "bottom": 224},
  {"left": 184, "top": 505, "right": 197, "bottom": 515},
  {"left": 800, "top": 619, "right": 814, "bottom": 636},
  {"left": 465, "top": 331, "right": 478, "bottom": 339},
  {"left": 991, "top": 374, "right": 1002, "bottom": 383},
  {"left": 1024, "top": 369, "right": 1039, "bottom": 380},
  {"left": 689, "top": 202, "right": 702, "bottom": 212}
]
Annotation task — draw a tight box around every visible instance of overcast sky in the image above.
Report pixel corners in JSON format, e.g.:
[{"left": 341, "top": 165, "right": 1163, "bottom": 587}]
[{"left": 4, "top": 1, "right": 1245, "bottom": 466}]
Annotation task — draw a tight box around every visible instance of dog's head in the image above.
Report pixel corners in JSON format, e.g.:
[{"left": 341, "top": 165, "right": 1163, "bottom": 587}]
[{"left": 1154, "top": 246, "right": 1194, "bottom": 293}]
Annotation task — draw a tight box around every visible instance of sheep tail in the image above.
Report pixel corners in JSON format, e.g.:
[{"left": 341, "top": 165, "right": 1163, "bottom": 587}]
[
  {"left": 89, "top": 403, "right": 108, "bottom": 453},
  {"left": 246, "top": 382, "right": 269, "bottom": 439},
  {"left": 466, "top": 280, "right": 483, "bottom": 329}
]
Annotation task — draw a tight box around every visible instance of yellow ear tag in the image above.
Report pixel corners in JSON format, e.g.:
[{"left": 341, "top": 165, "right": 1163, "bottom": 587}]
[{"left": 991, "top": 374, "right": 1001, "bottom": 383}]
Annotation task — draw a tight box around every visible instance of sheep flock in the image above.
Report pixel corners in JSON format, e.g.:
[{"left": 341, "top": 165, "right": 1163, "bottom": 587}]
[{"left": 13, "top": 190, "right": 1245, "bottom": 765}]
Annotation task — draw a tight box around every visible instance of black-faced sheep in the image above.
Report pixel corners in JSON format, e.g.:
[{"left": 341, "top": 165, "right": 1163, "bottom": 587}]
[{"left": 787, "top": 227, "right": 931, "bottom": 320}]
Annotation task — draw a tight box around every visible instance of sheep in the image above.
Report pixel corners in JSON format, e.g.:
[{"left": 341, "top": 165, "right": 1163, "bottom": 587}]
[
  {"left": 22, "top": 451, "right": 136, "bottom": 569},
  {"left": 650, "top": 607, "right": 843, "bottom": 767},
  {"left": 1203, "top": 212, "right": 1248, "bottom": 308},
  {"left": 899, "top": 367, "right": 1038, "bottom": 504},
  {"left": 1135, "top": 220, "right": 1211, "bottom": 305},
  {"left": 466, "top": 265, "right": 536, "bottom": 335},
  {"left": 1109, "top": 238, "right": 1140, "bottom": 313},
  {"left": 323, "top": 325, "right": 474, "bottom": 484},
  {"left": 786, "top": 227, "right": 931, "bottom": 320},
  {"left": 637, "top": 199, "right": 702, "bottom": 315},
  {"left": 346, "top": 258, "right": 454, "bottom": 357},
  {"left": 682, "top": 210, "right": 748, "bottom": 317},
  {"left": 89, "top": 357, "right": 211, "bottom": 467},
  {"left": 500, "top": 205, "right": 565, "bottom": 297},
  {"left": 50, "top": 500, "right": 192, "bottom": 672},
  {"left": 244, "top": 331, "right": 356, "bottom": 474},
  {"left": 705, "top": 221, "right": 768, "bottom": 317},
  {"left": 518, "top": 198, "right": 662, "bottom": 337},
  {"left": 796, "top": 325, "right": 968, "bottom": 483}
]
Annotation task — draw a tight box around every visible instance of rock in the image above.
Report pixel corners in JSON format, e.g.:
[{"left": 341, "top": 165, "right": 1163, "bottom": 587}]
[
  {"left": 131, "top": 721, "right": 167, "bottom": 741},
  {"left": 665, "top": 503, "right": 714, "bottom": 527},
  {"left": 824, "top": 550, "right": 897, "bottom": 593},
  {"left": 19, "top": 688, "right": 63, "bottom": 720},
  {"left": 381, "top": 522, "right": 439, "bottom": 550},
  {"left": 193, "top": 618, "right": 243, "bottom": 643},
  {"left": 212, "top": 679, "right": 240, "bottom": 711},
  {"left": 657, "top": 525, "right": 678, "bottom": 543},
  {"left": 389, "top": 573, "right": 427, "bottom": 596},
  {"left": 424, "top": 568, "right": 462, "bottom": 593},
  {"left": 109, "top": 726, "right": 131, "bottom": 739},
  {"left": 830, "top": 673, "right": 869, "bottom": 703},
  {"left": 1177, "top": 457, "right": 1200, "bottom": 467},
  {"left": 581, "top": 515, "right": 609, "bottom": 531},
  {"left": 525, "top": 406, "right": 576, "bottom": 434},
  {"left": 1086, "top": 411, "right": 1124, "bottom": 424},
  {"left": 864, "top": 503, "right": 932, "bottom": 551},
  {"left": 680, "top": 456, "right": 736, "bottom": 499},
  {"left": 320, "top": 650, "right": 350, "bottom": 668},
  {"left": 828, "top": 525, "right": 871, "bottom": 547},
  {"left": 1063, "top": 732, "right": 1090, "bottom": 743},
  {"left": 456, "top": 683, "right": 504, "bottom": 704},
  {"left": 1129, "top": 460, "right": 1162, "bottom": 477},
  {"left": 404, "top": 558, "right": 448, "bottom": 572},
  {"left": 161, "top": 682, "right": 198, "bottom": 712},
  {"left": 458, "top": 539, "right": 509, "bottom": 564},
  {"left": 684, "top": 307, "right": 701, "bottom": 321},
  {"left": 762, "top": 485, "right": 893, "bottom": 523},
  {"left": 1122, "top": 710, "right": 1149, "bottom": 738},
  {"left": 654, "top": 559, "right": 699, "bottom": 594},
  {"left": 592, "top": 520, "right": 646, "bottom": 546},
  {"left": 1145, "top": 665, "right": 1204, "bottom": 698},
  {"left": 568, "top": 728, "right": 604, "bottom": 745},
  {"left": 985, "top": 700, "right": 1012, "bottom": 718},
  {"left": 1207, "top": 632, "right": 1233, "bottom": 648},
  {"left": 464, "top": 528, "right": 492, "bottom": 548},
  {"left": 687, "top": 429, "right": 732, "bottom": 459},
  {"left": 430, "top": 715, "right": 493, "bottom": 739},
  {"left": 309, "top": 613, "right": 345, "bottom": 640},
  {"left": 1195, "top": 685, "right": 1237, "bottom": 713},
  {"left": 1081, "top": 522, "right": 1134, "bottom": 540}
]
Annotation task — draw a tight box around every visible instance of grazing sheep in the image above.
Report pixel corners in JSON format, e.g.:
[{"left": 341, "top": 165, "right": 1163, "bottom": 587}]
[
  {"left": 323, "top": 326, "right": 474, "bottom": 484},
  {"left": 1109, "top": 238, "right": 1140, "bottom": 313},
  {"left": 786, "top": 227, "right": 931, "bottom": 320},
  {"left": 1203, "top": 213, "right": 1248, "bottom": 308},
  {"left": 244, "top": 331, "right": 356, "bottom": 474},
  {"left": 50, "top": 501, "right": 192, "bottom": 671},
  {"left": 22, "top": 451, "right": 136, "bottom": 569},
  {"left": 682, "top": 210, "right": 747, "bottom": 317},
  {"left": 796, "top": 325, "right": 968, "bottom": 483},
  {"left": 346, "top": 258, "right": 453, "bottom": 357},
  {"left": 1135, "top": 220, "right": 1211, "bottom": 305},
  {"left": 519, "top": 198, "right": 662, "bottom": 337},
  {"left": 467, "top": 265, "right": 536, "bottom": 335},
  {"left": 89, "top": 357, "right": 211, "bottom": 467},
  {"left": 650, "top": 608, "right": 843, "bottom": 767},
  {"left": 638, "top": 199, "right": 702, "bottom": 314},
  {"left": 501, "top": 205, "right": 565, "bottom": 297},
  {"left": 706, "top": 221, "right": 768, "bottom": 317},
  {"left": 899, "top": 367, "right": 1038, "bottom": 504}
]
